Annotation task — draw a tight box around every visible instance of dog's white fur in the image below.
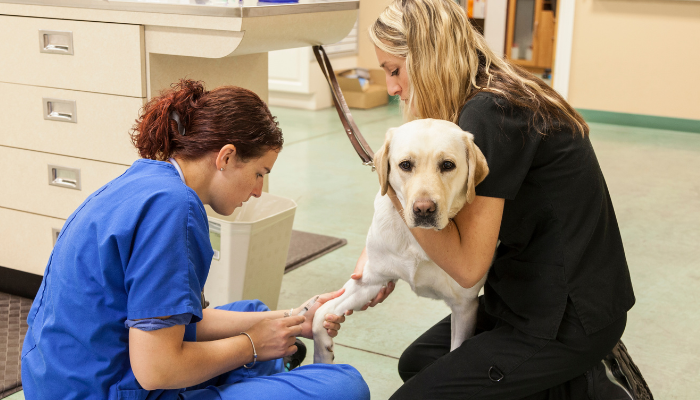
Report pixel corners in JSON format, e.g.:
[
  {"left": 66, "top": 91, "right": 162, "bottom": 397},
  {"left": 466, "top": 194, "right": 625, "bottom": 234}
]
[{"left": 312, "top": 119, "right": 489, "bottom": 363}]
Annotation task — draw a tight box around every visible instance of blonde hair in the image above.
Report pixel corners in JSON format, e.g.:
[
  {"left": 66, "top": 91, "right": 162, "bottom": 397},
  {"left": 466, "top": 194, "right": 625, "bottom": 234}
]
[{"left": 369, "top": 0, "right": 588, "bottom": 136}]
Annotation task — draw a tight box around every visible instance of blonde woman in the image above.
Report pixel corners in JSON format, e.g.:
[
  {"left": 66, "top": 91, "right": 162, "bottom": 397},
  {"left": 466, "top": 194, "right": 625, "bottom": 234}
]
[{"left": 349, "top": 0, "right": 653, "bottom": 399}]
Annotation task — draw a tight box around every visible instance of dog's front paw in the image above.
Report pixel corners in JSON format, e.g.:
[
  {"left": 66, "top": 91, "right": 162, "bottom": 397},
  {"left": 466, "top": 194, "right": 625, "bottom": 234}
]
[
  {"left": 311, "top": 301, "right": 337, "bottom": 364},
  {"left": 313, "top": 340, "right": 335, "bottom": 364}
]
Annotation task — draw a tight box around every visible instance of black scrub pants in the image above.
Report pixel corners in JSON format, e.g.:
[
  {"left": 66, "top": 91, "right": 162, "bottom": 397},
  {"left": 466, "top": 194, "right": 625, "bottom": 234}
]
[{"left": 391, "top": 297, "right": 626, "bottom": 400}]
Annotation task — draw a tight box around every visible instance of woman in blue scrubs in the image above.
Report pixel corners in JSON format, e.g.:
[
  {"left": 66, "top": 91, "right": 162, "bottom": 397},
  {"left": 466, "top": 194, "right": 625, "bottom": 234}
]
[{"left": 21, "top": 79, "right": 370, "bottom": 400}]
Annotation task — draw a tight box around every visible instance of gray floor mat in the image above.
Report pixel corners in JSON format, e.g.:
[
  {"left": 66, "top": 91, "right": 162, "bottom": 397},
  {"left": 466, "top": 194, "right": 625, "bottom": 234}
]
[
  {"left": 285, "top": 230, "right": 347, "bottom": 274},
  {"left": 0, "top": 293, "right": 31, "bottom": 398}
]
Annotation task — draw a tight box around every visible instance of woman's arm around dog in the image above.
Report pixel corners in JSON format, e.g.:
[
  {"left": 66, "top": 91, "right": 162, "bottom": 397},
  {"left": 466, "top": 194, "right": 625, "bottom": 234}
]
[{"left": 354, "top": 188, "right": 503, "bottom": 289}]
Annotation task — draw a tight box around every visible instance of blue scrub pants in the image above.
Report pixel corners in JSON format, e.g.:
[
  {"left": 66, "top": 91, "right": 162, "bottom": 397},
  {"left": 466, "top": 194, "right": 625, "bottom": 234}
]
[{"left": 179, "top": 300, "right": 370, "bottom": 400}]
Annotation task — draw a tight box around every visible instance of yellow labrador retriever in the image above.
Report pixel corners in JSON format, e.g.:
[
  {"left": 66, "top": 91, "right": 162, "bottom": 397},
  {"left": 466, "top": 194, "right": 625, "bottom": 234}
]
[{"left": 312, "top": 119, "right": 489, "bottom": 363}]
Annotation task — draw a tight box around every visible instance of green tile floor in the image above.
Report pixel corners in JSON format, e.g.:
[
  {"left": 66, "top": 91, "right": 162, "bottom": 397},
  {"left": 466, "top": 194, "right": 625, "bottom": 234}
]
[{"left": 8, "top": 102, "right": 700, "bottom": 399}]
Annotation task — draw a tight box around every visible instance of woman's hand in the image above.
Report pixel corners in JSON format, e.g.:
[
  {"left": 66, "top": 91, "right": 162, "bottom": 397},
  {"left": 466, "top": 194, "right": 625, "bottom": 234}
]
[
  {"left": 297, "top": 290, "right": 347, "bottom": 339},
  {"left": 347, "top": 247, "right": 395, "bottom": 316},
  {"left": 245, "top": 315, "right": 305, "bottom": 361}
]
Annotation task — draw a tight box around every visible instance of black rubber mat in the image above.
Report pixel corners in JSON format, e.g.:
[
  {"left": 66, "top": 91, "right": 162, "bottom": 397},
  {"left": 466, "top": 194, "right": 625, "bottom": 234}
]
[{"left": 0, "top": 292, "right": 31, "bottom": 398}]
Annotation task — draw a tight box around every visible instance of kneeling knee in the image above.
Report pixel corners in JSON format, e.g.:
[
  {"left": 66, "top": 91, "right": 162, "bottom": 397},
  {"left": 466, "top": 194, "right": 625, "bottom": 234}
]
[
  {"left": 332, "top": 365, "right": 370, "bottom": 400},
  {"left": 397, "top": 347, "right": 428, "bottom": 383}
]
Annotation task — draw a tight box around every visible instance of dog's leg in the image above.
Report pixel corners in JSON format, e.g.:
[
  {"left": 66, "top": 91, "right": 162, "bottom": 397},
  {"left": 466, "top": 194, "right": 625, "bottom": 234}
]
[
  {"left": 312, "top": 277, "right": 389, "bottom": 364},
  {"left": 449, "top": 297, "right": 480, "bottom": 352},
  {"left": 312, "top": 296, "right": 342, "bottom": 364}
]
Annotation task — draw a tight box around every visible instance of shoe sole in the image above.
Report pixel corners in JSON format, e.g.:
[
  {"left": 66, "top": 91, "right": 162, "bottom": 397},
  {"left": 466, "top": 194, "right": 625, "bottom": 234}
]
[
  {"left": 601, "top": 359, "right": 635, "bottom": 399},
  {"left": 607, "top": 341, "right": 654, "bottom": 400}
]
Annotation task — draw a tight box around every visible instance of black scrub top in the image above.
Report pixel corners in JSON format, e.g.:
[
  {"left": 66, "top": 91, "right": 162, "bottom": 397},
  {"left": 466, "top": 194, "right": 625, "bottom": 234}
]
[{"left": 459, "top": 92, "right": 635, "bottom": 340}]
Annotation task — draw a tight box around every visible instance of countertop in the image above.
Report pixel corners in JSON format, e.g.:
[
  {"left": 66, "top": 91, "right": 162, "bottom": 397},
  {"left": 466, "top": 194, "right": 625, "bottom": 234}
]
[{"left": 0, "top": 0, "right": 358, "bottom": 17}]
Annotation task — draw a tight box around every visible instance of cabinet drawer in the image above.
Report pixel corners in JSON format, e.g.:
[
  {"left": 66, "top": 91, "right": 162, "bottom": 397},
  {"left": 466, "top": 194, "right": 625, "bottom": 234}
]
[
  {"left": 0, "top": 207, "right": 64, "bottom": 276},
  {"left": 0, "top": 15, "right": 145, "bottom": 97},
  {"left": 0, "top": 82, "right": 142, "bottom": 165},
  {"left": 0, "top": 146, "right": 128, "bottom": 219}
]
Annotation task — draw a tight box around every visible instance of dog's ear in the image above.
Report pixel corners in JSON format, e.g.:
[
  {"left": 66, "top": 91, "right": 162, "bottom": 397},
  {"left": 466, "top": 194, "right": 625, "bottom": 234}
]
[
  {"left": 463, "top": 131, "right": 489, "bottom": 204},
  {"left": 374, "top": 128, "right": 396, "bottom": 196}
]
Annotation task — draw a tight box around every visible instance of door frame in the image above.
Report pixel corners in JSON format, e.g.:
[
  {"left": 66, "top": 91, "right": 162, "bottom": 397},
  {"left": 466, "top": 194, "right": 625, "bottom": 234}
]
[{"left": 552, "top": 0, "right": 575, "bottom": 100}]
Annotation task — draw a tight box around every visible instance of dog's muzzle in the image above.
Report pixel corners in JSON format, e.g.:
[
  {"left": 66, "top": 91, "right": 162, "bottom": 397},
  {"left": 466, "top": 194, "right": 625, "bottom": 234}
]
[{"left": 412, "top": 200, "right": 438, "bottom": 228}]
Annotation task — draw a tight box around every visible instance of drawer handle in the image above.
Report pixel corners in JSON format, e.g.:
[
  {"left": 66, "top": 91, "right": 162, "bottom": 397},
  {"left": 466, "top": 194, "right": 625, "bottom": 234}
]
[
  {"left": 48, "top": 165, "right": 81, "bottom": 191},
  {"left": 38, "top": 30, "right": 74, "bottom": 55},
  {"left": 43, "top": 98, "right": 77, "bottom": 123}
]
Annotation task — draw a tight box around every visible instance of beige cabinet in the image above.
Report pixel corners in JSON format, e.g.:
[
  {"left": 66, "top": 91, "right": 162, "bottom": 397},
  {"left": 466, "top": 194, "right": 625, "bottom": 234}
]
[
  {"left": 0, "top": 146, "right": 129, "bottom": 220},
  {"left": 0, "top": 207, "right": 65, "bottom": 276},
  {"left": 0, "top": 82, "right": 142, "bottom": 165},
  {"left": 0, "top": 1, "right": 358, "bottom": 282},
  {"left": 0, "top": 15, "right": 143, "bottom": 276},
  {"left": 0, "top": 15, "right": 145, "bottom": 97}
]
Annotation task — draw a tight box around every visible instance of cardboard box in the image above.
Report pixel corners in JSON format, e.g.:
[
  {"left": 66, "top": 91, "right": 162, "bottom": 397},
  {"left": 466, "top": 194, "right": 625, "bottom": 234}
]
[{"left": 336, "top": 69, "right": 389, "bottom": 109}]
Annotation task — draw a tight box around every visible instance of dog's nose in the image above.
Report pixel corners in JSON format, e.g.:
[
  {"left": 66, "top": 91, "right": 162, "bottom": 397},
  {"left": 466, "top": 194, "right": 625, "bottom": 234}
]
[{"left": 413, "top": 200, "right": 437, "bottom": 217}]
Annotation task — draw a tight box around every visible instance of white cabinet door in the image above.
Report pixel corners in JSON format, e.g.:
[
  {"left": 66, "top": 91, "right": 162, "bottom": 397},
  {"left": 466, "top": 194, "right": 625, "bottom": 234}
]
[{"left": 268, "top": 47, "right": 310, "bottom": 94}]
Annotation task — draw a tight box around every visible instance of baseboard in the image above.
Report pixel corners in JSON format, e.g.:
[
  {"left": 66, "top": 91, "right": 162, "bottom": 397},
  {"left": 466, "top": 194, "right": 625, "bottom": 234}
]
[
  {"left": 0, "top": 265, "right": 43, "bottom": 299},
  {"left": 577, "top": 109, "right": 700, "bottom": 134}
]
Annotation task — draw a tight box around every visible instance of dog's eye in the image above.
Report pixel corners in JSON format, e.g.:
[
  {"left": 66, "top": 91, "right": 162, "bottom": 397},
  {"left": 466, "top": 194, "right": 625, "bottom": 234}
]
[
  {"left": 399, "top": 161, "right": 412, "bottom": 171},
  {"left": 441, "top": 161, "right": 456, "bottom": 171}
]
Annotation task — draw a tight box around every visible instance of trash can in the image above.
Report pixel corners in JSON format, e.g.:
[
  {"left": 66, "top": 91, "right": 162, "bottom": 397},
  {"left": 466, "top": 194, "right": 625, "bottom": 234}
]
[{"left": 204, "top": 192, "right": 297, "bottom": 310}]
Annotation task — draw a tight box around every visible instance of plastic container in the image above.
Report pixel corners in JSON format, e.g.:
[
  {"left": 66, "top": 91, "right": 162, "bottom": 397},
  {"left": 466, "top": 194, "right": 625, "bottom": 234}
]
[
  {"left": 511, "top": 44, "right": 520, "bottom": 59},
  {"left": 204, "top": 192, "right": 297, "bottom": 310}
]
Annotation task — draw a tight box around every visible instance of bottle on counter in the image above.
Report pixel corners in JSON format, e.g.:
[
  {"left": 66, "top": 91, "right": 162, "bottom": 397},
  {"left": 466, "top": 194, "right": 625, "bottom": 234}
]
[
  {"left": 525, "top": 45, "right": 533, "bottom": 61},
  {"left": 511, "top": 43, "right": 520, "bottom": 59}
]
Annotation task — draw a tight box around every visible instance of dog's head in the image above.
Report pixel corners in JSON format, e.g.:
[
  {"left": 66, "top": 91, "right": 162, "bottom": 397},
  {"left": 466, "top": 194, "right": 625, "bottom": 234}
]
[{"left": 374, "top": 119, "right": 488, "bottom": 230}]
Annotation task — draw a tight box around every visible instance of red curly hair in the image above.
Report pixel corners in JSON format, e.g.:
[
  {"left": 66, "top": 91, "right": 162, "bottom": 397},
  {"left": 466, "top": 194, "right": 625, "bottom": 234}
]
[{"left": 131, "top": 79, "right": 283, "bottom": 161}]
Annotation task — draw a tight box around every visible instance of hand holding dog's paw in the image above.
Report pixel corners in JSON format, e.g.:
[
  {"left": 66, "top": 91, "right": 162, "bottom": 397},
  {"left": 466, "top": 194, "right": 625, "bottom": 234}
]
[
  {"left": 323, "top": 314, "right": 346, "bottom": 338},
  {"left": 298, "top": 289, "right": 346, "bottom": 339},
  {"left": 348, "top": 251, "right": 396, "bottom": 316}
]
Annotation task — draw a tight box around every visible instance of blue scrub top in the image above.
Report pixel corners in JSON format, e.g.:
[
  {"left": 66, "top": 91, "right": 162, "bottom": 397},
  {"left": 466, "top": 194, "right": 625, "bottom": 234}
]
[{"left": 21, "top": 159, "right": 214, "bottom": 400}]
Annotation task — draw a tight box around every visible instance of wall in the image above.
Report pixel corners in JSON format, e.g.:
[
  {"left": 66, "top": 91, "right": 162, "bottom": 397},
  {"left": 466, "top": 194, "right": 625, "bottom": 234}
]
[
  {"left": 484, "top": 0, "right": 508, "bottom": 57},
  {"left": 357, "top": 0, "right": 393, "bottom": 68},
  {"left": 568, "top": 0, "right": 700, "bottom": 120}
]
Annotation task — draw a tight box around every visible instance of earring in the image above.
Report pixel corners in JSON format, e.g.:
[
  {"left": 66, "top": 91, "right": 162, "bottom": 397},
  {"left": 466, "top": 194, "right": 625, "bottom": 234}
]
[{"left": 220, "top": 167, "right": 224, "bottom": 171}]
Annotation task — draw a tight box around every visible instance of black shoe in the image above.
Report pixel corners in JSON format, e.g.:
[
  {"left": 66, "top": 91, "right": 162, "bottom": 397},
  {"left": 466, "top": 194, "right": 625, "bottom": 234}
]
[
  {"left": 284, "top": 339, "right": 307, "bottom": 371},
  {"left": 587, "top": 341, "right": 653, "bottom": 400},
  {"left": 607, "top": 341, "right": 654, "bottom": 400}
]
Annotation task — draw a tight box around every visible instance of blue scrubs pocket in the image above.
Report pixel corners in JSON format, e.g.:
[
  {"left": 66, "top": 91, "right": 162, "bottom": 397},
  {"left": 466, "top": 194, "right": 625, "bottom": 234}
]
[
  {"left": 118, "top": 388, "right": 180, "bottom": 400},
  {"left": 118, "top": 389, "right": 150, "bottom": 400}
]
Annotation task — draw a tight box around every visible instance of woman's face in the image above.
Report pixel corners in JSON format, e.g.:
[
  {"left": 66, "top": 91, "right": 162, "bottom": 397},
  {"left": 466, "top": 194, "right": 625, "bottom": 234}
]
[
  {"left": 209, "top": 148, "right": 278, "bottom": 216},
  {"left": 374, "top": 46, "right": 410, "bottom": 103}
]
